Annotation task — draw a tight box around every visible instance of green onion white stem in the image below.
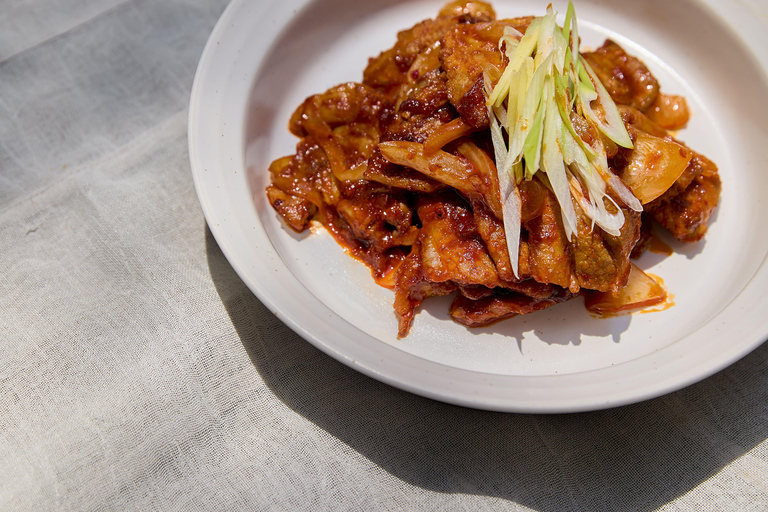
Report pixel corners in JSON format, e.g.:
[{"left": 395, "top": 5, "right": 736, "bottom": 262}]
[{"left": 484, "top": 2, "right": 640, "bottom": 278}]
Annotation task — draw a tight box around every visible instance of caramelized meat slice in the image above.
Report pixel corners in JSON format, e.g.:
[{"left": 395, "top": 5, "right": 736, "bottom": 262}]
[
  {"left": 266, "top": 185, "right": 317, "bottom": 232},
  {"left": 289, "top": 82, "right": 393, "bottom": 137},
  {"left": 418, "top": 192, "right": 503, "bottom": 287},
  {"left": 440, "top": 19, "right": 533, "bottom": 128},
  {"left": 497, "top": 278, "right": 565, "bottom": 299},
  {"left": 519, "top": 180, "right": 639, "bottom": 293},
  {"left": 288, "top": 83, "right": 395, "bottom": 183},
  {"left": 268, "top": 139, "right": 339, "bottom": 210},
  {"left": 364, "top": 18, "right": 460, "bottom": 96},
  {"left": 472, "top": 199, "right": 514, "bottom": 281},
  {"left": 362, "top": 44, "right": 414, "bottom": 96},
  {"left": 570, "top": 202, "right": 641, "bottom": 293},
  {"left": 457, "top": 284, "right": 495, "bottom": 300},
  {"left": 394, "top": 242, "right": 457, "bottom": 337},
  {"left": 323, "top": 204, "right": 411, "bottom": 287},
  {"left": 523, "top": 186, "right": 573, "bottom": 289},
  {"left": 646, "top": 152, "right": 721, "bottom": 242},
  {"left": 393, "top": 45, "right": 445, "bottom": 111},
  {"left": 381, "top": 105, "right": 457, "bottom": 145},
  {"left": 583, "top": 40, "right": 659, "bottom": 112},
  {"left": 630, "top": 212, "right": 654, "bottom": 259},
  {"left": 473, "top": 196, "right": 574, "bottom": 295},
  {"left": 449, "top": 287, "right": 573, "bottom": 327},
  {"left": 601, "top": 205, "right": 643, "bottom": 287},
  {"left": 364, "top": 1, "right": 497, "bottom": 97},
  {"left": 335, "top": 181, "right": 419, "bottom": 252},
  {"left": 396, "top": 191, "right": 570, "bottom": 335},
  {"left": 567, "top": 221, "right": 617, "bottom": 293},
  {"left": 397, "top": 69, "right": 451, "bottom": 117},
  {"left": 365, "top": 105, "right": 458, "bottom": 193}
]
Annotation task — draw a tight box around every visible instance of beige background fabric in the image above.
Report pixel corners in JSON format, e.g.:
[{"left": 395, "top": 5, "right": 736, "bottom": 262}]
[{"left": 2, "top": 0, "right": 768, "bottom": 510}]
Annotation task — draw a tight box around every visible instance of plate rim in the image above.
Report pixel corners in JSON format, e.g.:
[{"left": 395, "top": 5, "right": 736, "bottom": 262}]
[{"left": 189, "top": 0, "right": 768, "bottom": 413}]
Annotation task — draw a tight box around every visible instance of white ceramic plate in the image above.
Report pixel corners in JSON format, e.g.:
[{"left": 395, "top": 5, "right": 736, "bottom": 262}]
[{"left": 189, "top": 0, "right": 768, "bottom": 412}]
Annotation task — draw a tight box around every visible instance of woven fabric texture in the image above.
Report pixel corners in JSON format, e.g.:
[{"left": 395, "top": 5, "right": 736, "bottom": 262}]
[{"left": 2, "top": 1, "right": 768, "bottom": 510}]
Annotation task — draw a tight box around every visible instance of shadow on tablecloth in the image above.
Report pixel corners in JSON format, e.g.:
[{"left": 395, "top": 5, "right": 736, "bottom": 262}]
[{"left": 206, "top": 226, "right": 768, "bottom": 511}]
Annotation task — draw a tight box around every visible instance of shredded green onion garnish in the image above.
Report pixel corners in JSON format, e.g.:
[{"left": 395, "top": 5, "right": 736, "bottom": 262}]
[{"left": 485, "top": 2, "right": 641, "bottom": 278}]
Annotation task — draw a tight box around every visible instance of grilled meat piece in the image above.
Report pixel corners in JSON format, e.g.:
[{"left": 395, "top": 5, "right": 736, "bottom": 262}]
[
  {"left": 583, "top": 40, "right": 660, "bottom": 112},
  {"left": 645, "top": 153, "right": 721, "bottom": 242},
  {"left": 440, "top": 19, "right": 533, "bottom": 127},
  {"left": 450, "top": 287, "right": 573, "bottom": 327}
]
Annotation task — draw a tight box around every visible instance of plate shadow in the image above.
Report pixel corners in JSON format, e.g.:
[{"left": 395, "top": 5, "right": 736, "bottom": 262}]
[{"left": 206, "top": 226, "right": 768, "bottom": 511}]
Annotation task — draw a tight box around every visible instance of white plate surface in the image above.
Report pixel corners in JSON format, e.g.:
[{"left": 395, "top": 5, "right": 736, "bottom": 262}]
[{"left": 190, "top": 0, "right": 768, "bottom": 412}]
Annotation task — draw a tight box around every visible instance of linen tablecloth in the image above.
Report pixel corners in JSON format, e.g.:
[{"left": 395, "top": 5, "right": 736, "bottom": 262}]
[{"left": 3, "top": 0, "right": 768, "bottom": 510}]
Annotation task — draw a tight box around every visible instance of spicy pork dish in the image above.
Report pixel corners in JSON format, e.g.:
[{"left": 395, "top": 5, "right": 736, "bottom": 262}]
[{"left": 265, "top": 1, "right": 721, "bottom": 337}]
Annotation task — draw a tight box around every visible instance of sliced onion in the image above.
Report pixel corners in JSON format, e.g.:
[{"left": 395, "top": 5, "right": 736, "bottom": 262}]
[{"left": 584, "top": 263, "right": 667, "bottom": 314}]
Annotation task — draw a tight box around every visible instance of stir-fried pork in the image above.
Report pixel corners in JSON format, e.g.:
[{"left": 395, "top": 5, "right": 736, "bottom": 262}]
[
  {"left": 266, "top": 1, "right": 721, "bottom": 336},
  {"left": 440, "top": 18, "right": 533, "bottom": 127}
]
